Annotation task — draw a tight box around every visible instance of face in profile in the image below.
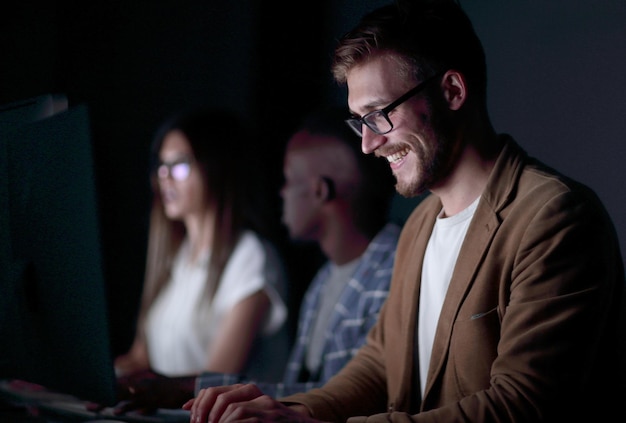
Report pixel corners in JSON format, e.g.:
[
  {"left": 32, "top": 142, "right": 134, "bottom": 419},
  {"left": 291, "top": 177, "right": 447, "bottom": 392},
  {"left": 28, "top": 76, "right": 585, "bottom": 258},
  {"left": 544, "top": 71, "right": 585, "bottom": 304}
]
[
  {"left": 280, "top": 152, "right": 321, "bottom": 241},
  {"left": 156, "top": 130, "right": 205, "bottom": 221},
  {"left": 346, "top": 54, "right": 453, "bottom": 197},
  {"left": 281, "top": 129, "right": 362, "bottom": 241},
  {"left": 280, "top": 131, "right": 326, "bottom": 241}
]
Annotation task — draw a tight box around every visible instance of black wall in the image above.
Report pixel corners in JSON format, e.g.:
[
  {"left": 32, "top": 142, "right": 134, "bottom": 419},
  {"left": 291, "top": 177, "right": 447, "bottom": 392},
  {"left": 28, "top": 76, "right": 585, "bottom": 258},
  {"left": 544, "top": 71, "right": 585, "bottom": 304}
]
[
  {"left": 3, "top": 0, "right": 344, "bottom": 354},
  {"left": 3, "top": 0, "right": 625, "bottom": 355}
]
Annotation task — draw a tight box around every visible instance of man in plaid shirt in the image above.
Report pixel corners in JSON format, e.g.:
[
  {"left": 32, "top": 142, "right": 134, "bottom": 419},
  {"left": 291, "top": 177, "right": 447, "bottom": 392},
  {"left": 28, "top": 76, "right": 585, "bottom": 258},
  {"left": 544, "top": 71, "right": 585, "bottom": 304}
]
[{"left": 195, "top": 107, "right": 402, "bottom": 397}]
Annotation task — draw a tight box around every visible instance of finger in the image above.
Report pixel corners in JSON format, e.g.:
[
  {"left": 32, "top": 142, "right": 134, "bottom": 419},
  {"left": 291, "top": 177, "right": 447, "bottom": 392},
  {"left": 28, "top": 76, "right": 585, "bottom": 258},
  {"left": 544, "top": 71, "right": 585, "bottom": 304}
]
[
  {"left": 220, "top": 403, "right": 277, "bottom": 423},
  {"left": 85, "top": 401, "right": 106, "bottom": 412},
  {"left": 181, "top": 397, "right": 194, "bottom": 410},
  {"left": 223, "top": 413, "right": 261, "bottom": 423},
  {"left": 190, "top": 384, "right": 246, "bottom": 423},
  {"left": 190, "top": 388, "right": 219, "bottom": 423},
  {"left": 226, "top": 395, "right": 308, "bottom": 423},
  {"left": 211, "top": 384, "right": 264, "bottom": 423}
]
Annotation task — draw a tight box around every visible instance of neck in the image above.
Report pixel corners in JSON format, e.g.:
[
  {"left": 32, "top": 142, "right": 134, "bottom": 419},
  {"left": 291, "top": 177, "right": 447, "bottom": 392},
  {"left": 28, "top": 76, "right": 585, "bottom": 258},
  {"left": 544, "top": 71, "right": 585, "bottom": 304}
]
[
  {"left": 184, "top": 211, "right": 215, "bottom": 262},
  {"left": 319, "top": 217, "right": 371, "bottom": 266},
  {"left": 433, "top": 121, "right": 500, "bottom": 217}
]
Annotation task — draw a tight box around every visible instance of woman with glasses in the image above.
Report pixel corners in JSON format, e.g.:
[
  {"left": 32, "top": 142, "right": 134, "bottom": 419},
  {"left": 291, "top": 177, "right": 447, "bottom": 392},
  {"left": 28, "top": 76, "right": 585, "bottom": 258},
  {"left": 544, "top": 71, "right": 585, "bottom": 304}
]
[{"left": 112, "top": 108, "right": 289, "bottom": 410}]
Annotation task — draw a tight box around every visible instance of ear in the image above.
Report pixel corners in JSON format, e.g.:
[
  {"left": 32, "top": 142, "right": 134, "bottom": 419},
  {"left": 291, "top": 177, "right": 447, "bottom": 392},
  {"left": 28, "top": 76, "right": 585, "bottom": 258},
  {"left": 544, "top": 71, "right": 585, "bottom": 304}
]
[
  {"left": 317, "top": 176, "right": 336, "bottom": 202},
  {"left": 441, "top": 70, "right": 467, "bottom": 111}
]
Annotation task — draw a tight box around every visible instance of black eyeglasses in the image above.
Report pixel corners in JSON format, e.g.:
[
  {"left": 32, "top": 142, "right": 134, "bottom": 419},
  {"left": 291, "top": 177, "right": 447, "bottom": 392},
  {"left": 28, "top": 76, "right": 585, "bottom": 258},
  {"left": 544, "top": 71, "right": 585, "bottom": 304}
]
[{"left": 345, "top": 73, "right": 442, "bottom": 137}]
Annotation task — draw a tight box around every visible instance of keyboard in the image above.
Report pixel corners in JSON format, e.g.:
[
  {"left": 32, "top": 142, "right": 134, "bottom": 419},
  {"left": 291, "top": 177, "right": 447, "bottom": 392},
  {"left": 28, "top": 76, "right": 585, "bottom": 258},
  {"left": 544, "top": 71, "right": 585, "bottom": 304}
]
[{"left": 0, "top": 379, "right": 190, "bottom": 422}]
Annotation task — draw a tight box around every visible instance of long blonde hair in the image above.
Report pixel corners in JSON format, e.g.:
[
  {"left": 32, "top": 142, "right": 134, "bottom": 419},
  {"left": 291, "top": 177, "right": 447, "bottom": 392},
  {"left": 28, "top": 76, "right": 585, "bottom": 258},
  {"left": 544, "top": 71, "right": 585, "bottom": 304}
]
[{"left": 136, "top": 108, "right": 250, "bottom": 337}]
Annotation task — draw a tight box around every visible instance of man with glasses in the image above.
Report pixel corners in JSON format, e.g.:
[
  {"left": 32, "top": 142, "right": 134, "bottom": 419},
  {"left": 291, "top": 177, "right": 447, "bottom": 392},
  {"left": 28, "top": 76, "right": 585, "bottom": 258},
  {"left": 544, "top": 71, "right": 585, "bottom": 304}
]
[{"left": 185, "top": 1, "right": 624, "bottom": 422}]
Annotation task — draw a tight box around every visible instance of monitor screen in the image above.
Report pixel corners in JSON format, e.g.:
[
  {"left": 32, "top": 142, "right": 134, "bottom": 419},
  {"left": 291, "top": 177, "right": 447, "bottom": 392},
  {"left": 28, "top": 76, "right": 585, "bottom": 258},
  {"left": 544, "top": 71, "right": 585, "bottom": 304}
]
[
  {"left": 0, "top": 94, "right": 68, "bottom": 126},
  {"left": 0, "top": 100, "right": 117, "bottom": 405}
]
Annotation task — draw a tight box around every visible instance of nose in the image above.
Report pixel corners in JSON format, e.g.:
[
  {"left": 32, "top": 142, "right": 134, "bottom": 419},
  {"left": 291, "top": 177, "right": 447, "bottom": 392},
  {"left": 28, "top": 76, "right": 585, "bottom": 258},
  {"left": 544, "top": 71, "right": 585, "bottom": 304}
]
[
  {"left": 157, "top": 164, "right": 176, "bottom": 181},
  {"left": 361, "top": 126, "right": 386, "bottom": 155},
  {"left": 157, "top": 175, "right": 173, "bottom": 186}
]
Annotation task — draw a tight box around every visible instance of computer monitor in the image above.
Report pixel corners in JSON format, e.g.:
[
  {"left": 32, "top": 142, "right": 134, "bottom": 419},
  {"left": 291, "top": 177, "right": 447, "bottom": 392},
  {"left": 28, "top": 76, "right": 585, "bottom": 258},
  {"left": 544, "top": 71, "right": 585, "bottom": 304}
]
[
  {"left": 0, "top": 94, "right": 69, "bottom": 126},
  {"left": 0, "top": 98, "right": 117, "bottom": 405}
]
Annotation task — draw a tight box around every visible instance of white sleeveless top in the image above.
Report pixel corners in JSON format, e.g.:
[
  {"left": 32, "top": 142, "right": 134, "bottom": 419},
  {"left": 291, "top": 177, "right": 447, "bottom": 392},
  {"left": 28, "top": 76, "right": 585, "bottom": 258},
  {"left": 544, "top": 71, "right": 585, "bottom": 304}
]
[{"left": 145, "top": 230, "right": 287, "bottom": 377}]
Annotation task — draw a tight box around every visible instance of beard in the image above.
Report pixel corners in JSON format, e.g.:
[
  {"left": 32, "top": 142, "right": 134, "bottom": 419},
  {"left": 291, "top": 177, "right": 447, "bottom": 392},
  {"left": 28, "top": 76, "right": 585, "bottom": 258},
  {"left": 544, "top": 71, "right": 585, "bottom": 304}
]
[{"left": 394, "top": 107, "right": 460, "bottom": 198}]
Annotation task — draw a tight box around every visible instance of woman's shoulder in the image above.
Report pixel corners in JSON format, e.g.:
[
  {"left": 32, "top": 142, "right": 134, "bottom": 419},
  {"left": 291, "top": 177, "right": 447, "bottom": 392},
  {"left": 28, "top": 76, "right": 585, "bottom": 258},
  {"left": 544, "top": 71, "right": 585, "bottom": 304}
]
[
  {"left": 230, "top": 230, "right": 286, "bottom": 272},
  {"left": 227, "top": 229, "right": 265, "bottom": 255},
  {"left": 235, "top": 230, "right": 273, "bottom": 256}
]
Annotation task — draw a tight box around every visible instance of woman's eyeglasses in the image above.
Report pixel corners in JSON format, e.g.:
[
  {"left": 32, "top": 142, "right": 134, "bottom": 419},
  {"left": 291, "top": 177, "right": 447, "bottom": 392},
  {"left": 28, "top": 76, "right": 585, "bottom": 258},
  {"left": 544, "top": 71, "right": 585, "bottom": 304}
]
[{"left": 156, "top": 159, "right": 192, "bottom": 181}]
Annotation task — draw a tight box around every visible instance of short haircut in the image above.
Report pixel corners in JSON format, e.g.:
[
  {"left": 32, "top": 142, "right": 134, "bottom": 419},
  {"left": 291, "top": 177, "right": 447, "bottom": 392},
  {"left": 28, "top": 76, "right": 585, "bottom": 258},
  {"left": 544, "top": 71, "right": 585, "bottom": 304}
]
[
  {"left": 294, "top": 106, "right": 396, "bottom": 238},
  {"left": 332, "top": 0, "right": 488, "bottom": 105}
]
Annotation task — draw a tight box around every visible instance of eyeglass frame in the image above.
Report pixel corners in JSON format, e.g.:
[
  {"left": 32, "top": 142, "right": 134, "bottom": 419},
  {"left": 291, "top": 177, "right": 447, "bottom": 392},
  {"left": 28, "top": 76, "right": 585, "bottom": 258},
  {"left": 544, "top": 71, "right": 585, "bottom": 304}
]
[
  {"left": 345, "top": 73, "right": 444, "bottom": 137},
  {"left": 155, "top": 157, "right": 193, "bottom": 181}
]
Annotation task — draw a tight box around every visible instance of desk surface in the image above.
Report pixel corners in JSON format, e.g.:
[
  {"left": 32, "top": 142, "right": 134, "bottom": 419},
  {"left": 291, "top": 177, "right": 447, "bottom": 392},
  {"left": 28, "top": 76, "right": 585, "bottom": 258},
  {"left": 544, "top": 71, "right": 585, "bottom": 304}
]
[
  {"left": 0, "top": 408, "right": 130, "bottom": 423},
  {"left": 0, "top": 381, "right": 189, "bottom": 423},
  {"left": 1, "top": 402, "right": 54, "bottom": 422}
]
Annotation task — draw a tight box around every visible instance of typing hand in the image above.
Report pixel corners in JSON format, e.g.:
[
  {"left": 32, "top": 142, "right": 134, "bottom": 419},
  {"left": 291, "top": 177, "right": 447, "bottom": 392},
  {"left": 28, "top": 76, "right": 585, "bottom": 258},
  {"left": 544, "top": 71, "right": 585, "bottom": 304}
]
[
  {"left": 86, "top": 369, "right": 194, "bottom": 415},
  {"left": 114, "top": 370, "right": 194, "bottom": 415},
  {"left": 183, "top": 383, "right": 321, "bottom": 423}
]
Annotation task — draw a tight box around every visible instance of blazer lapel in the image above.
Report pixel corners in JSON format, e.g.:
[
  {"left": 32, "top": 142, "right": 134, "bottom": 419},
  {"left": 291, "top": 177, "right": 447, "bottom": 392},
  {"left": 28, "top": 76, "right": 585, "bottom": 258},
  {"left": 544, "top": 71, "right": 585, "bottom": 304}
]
[{"left": 423, "top": 200, "right": 500, "bottom": 398}]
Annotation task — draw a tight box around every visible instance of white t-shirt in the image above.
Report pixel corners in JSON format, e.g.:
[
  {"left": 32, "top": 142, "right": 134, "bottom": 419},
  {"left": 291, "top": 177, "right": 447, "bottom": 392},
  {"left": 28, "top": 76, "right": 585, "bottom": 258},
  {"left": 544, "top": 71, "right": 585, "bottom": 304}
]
[
  {"left": 305, "top": 258, "right": 359, "bottom": 373},
  {"left": 145, "top": 230, "right": 287, "bottom": 377},
  {"left": 418, "top": 197, "right": 479, "bottom": 395}
]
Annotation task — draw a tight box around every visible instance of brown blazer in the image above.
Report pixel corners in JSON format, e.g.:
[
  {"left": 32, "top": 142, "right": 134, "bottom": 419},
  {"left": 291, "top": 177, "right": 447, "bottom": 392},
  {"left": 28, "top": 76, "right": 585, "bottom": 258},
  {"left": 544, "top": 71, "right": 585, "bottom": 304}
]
[{"left": 282, "top": 137, "right": 624, "bottom": 423}]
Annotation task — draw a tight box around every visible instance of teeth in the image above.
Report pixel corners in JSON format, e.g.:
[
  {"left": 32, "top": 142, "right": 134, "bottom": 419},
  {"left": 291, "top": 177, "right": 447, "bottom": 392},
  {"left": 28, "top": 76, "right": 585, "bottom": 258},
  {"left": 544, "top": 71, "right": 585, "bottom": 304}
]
[{"left": 386, "top": 148, "right": 409, "bottom": 163}]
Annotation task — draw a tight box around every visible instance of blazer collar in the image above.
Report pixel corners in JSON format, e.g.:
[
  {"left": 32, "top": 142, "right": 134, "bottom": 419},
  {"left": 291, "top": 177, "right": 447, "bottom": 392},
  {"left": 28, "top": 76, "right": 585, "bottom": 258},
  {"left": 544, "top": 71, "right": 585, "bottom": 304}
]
[{"left": 423, "top": 135, "right": 528, "bottom": 399}]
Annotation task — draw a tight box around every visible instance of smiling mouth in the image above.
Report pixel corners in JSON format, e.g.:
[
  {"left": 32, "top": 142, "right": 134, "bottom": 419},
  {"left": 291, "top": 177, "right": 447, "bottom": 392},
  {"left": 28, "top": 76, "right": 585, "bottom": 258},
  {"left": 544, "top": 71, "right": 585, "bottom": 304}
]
[{"left": 385, "top": 147, "right": 410, "bottom": 163}]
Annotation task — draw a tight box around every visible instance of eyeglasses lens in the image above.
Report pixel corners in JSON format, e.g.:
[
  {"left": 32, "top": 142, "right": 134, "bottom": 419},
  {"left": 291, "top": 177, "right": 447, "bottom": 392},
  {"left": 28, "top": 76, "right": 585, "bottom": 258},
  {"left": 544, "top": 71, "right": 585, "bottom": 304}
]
[
  {"left": 365, "top": 112, "right": 392, "bottom": 134},
  {"left": 346, "top": 112, "right": 392, "bottom": 137},
  {"left": 346, "top": 119, "right": 364, "bottom": 137},
  {"left": 157, "top": 162, "right": 191, "bottom": 181},
  {"left": 170, "top": 163, "right": 190, "bottom": 180}
]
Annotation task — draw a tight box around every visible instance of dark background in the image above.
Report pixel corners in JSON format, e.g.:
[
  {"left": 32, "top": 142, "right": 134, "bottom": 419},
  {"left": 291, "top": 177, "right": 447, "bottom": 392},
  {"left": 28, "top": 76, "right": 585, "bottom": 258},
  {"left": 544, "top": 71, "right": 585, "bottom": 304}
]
[{"left": 2, "top": 0, "right": 625, "bottom": 357}]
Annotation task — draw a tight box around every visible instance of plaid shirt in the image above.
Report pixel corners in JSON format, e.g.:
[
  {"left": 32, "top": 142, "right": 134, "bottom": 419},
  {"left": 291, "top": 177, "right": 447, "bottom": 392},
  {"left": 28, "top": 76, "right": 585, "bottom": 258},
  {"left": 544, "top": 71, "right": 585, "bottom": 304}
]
[{"left": 195, "top": 223, "right": 400, "bottom": 398}]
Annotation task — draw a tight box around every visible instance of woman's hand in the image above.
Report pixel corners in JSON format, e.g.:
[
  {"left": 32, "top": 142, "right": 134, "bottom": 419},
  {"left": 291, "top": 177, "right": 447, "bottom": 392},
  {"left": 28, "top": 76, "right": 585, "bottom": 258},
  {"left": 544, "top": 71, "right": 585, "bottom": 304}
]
[
  {"left": 114, "top": 370, "right": 195, "bottom": 414},
  {"left": 86, "top": 370, "right": 194, "bottom": 416}
]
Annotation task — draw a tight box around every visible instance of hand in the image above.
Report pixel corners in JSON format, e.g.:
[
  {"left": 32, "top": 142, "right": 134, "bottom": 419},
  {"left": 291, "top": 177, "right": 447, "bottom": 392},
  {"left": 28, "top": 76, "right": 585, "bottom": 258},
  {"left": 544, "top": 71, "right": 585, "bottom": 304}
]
[
  {"left": 86, "top": 370, "right": 194, "bottom": 415},
  {"left": 85, "top": 369, "right": 154, "bottom": 413},
  {"left": 116, "top": 370, "right": 195, "bottom": 415},
  {"left": 183, "top": 383, "right": 323, "bottom": 423}
]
